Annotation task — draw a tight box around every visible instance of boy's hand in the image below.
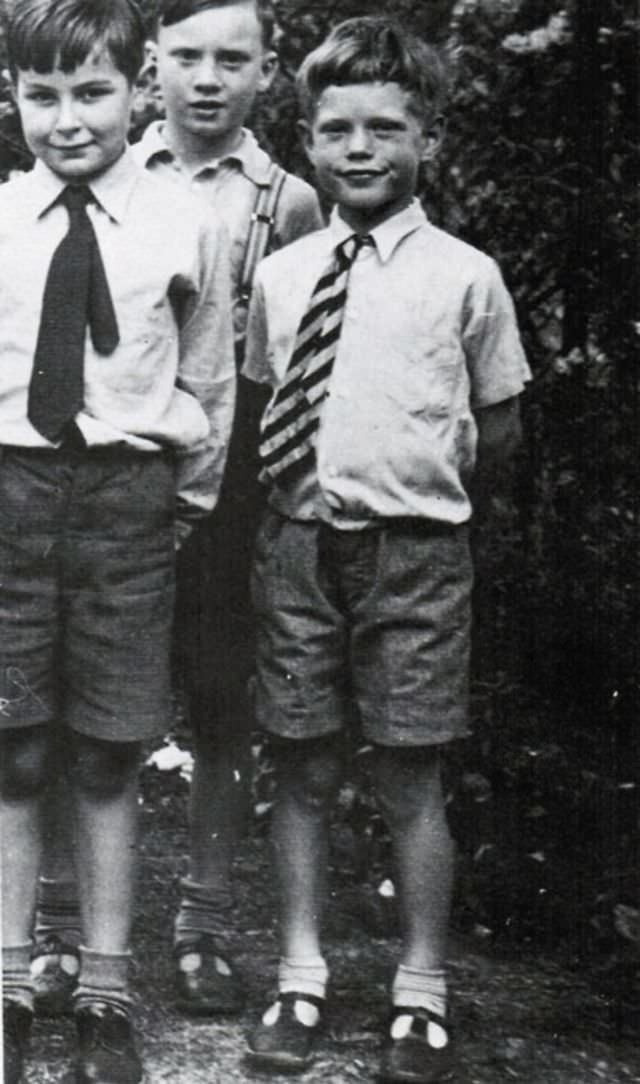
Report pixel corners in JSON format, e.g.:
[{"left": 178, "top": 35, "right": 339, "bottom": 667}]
[{"left": 174, "top": 519, "right": 193, "bottom": 551}]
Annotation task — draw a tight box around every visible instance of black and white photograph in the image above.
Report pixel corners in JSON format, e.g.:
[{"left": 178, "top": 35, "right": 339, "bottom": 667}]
[{"left": 0, "top": 1, "right": 637, "bottom": 1081}]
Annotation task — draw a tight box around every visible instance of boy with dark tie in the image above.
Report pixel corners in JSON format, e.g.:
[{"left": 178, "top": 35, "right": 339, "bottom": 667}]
[{"left": 0, "top": 2, "right": 234, "bottom": 1082}]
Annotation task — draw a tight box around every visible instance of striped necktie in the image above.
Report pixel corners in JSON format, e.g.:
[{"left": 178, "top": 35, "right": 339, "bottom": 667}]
[
  {"left": 28, "top": 184, "right": 119, "bottom": 443},
  {"left": 259, "top": 232, "right": 374, "bottom": 485}
]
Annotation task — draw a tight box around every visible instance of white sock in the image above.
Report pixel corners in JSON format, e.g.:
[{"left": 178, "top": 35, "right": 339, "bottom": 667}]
[
  {"left": 278, "top": 955, "right": 329, "bottom": 1001},
  {"left": 391, "top": 965, "right": 448, "bottom": 1047}
]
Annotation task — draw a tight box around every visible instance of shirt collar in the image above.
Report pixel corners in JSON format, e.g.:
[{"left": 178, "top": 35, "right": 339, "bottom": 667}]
[
  {"left": 136, "top": 122, "right": 273, "bottom": 186},
  {"left": 31, "top": 146, "right": 140, "bottom": 223},
  {"left": 328, "top": 198, "right": 427, "bottom": 263}
]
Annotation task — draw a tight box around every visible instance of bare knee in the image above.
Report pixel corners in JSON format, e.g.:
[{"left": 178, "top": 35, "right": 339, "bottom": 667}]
[
  {"left": 374, "top": 745, "right": 446, "bottom": 828},
  {"left": 0, "top": 726, "right": 51, "bottom": 799},
  {"left": 69, "top": 733, "right": 141, "bottom": 801},
  {"left": 274, "top": 734, "right": 345, "bottom": 814}
]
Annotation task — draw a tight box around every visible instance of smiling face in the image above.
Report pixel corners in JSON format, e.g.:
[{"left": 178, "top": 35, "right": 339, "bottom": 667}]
[
  {"left": 15, "top": 49, "right": 134, "bottom": 182},
  {"left": 155, "top": 1, "right": 276, "bottom": 163},
  {"left": 303, "top": 81, "right": 440, "bottom": 232}
]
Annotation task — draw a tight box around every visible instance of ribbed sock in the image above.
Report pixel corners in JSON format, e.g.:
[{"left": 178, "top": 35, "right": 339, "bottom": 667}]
[
  {"left": 173, "top": 876, "right": 234, "bottom": 945},
  {"left": 73, "top": 947, "right": 132, "bottom": 1014},
  {"left": 35, "top": 877, "right": 82, "bottom": 946},
  {"left": 278, "top": 955, "right": 329, "bottom": 1001},
  {"left": 3, "top": 944, "right": 34, "bottom": 1013},
  {"left": 391, "top": 965, "right": 448, "bottom": 1047}
]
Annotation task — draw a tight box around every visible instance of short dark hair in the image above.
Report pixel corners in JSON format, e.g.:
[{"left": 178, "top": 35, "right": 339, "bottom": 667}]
[
  {"left": 296, "top": 16, "right": 447, "bottom": 124},
  {"left": 7, "top": 0, "right": 146, "bottom": 85},
  {"left": 155, "top": 0, "right": 276, "bottom": 50}
]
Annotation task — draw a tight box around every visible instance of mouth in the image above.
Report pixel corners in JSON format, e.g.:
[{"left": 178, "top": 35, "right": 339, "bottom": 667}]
[
  {"left": 340, "top": 169, "right": 385, "bottom": 181},
  {"left": 50, "top": 142, "right": 93, "bottom": 154},
  {"left": 190, "top": 101, "right": 224, "bottom": 116}
]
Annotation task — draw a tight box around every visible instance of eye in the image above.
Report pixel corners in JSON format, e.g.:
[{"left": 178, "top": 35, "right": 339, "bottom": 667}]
[
  {"left": 78, "top": 86, "right": 111, "bottom": 103},
  {"left": 218, "top": 52, "right": 247, "bottom": 68},
  {"left": 372, "top": 120, "right": 404, "bottom": 135},
  {"left": 172, "top": 48, "right": 200, "bottom": 64},
  {"left": 318, "top": 122, "right": 348, "bottom": 137},
  {"left": 25, "top": 90, "right": 55, "bottom": 104}
]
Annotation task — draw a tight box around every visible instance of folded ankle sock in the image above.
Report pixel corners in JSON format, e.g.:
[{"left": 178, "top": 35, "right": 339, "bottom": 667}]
[
  {"left": 73, "top": 947, "right": 133, "bottom": 1014},
  {"left": 35, "top": 877, "right": 82, "bottom": 946},
  {"left": 174, "top": 876, "right": 234, "bottom": 944},
  {"left": 278, "top": 955, "right": 329, "bottom": 1001},
  {"left": 3, "top": 944, "right": 35, "bottom": 1012},
  {"left": 392, "top": 964, "right": 447, "bottom": 1018}
]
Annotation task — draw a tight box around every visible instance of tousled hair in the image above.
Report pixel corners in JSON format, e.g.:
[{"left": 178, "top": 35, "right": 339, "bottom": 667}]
[
  {"left": 155, "top": 0, "right": 276, "bottom": 49},
  {"left": 296, "top": 16, "right": 447, "bottom": 124},
  {"left": 7, "top": 0, "right": 146, "bottom": 84}
]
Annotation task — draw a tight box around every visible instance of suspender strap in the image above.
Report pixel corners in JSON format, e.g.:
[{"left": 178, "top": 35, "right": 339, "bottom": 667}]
[{"left": 239, "top": 162, "right": 288, "bottom": 304}]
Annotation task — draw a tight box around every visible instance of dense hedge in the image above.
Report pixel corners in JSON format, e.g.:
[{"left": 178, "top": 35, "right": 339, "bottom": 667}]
[{"left": 0, "top": 0, "right": 637, "bottom": 973}]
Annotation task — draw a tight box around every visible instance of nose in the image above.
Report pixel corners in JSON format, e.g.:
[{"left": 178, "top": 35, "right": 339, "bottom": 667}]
[
  {"left": 345, "top": 126, "right": 374, "bottom": 158},
  {"left": 193, "top": 56, "right": 222, "bottom": 89},
  {"left": 54, "top": 96, "right": 81, "bottom": 135}
]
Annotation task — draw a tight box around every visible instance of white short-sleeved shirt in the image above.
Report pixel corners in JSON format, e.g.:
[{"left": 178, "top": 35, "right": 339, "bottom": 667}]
[
  {"left": 0, "top": 149, "right": 236, "bottom": 522},
  {"left": 244, "top": 200, "right": 530, "bottom": 527}
]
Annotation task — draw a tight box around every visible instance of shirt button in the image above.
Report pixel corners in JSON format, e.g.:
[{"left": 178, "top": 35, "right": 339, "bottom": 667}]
[{"left": 326, "top": 465, "right": 337, "bottom": 477}]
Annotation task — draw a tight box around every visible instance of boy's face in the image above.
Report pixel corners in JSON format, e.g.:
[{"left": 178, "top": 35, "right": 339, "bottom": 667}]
[
  {"left": 155, "top": 2, "right": 276, "bottom": 156},
  {"left": 302, "top": 81, "right": 440, "bottom": 232},
  {"left": 14, "top": 49, "right": 134, "bottom": 182}
]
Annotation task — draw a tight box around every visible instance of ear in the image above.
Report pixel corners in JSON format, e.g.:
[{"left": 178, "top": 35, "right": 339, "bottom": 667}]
[
  {"left": 257, "top": 49, "right": 278, "bottom": 94},
  {"left": 297, "top": 118, "right": 315, "bottom": 164},
  {"left": 138, "top": 39, "right": 158, "bottom": 83},
  {"left": 421, "top": 114, "right": 445, "bottom": 162}
]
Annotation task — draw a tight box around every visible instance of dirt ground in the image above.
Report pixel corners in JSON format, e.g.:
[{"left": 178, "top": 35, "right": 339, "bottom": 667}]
[{"left": 24, "top": 764, "right": 639, "bottom": 1084}]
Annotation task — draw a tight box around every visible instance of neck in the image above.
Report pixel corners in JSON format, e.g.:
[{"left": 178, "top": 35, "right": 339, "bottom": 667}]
[
  {"left": 337, "top": 194, "right": 414, "bottom": 235},
  {"left": 161, "top": 120, "right": 244, "bottom": 170}
]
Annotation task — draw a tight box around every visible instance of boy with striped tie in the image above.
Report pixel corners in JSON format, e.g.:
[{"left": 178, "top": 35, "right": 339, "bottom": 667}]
[{"left": 243, "top": 16, "right": 530, "bottom": 1083}]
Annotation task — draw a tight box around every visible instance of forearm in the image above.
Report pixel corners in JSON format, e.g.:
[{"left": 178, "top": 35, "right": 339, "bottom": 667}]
[{"left": 470, "top": 395, "right": 522, "bottom": 513}]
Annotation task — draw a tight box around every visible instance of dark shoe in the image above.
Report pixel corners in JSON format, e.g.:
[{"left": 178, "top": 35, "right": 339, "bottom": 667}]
[
  {"left": 247, "top": 992, "right": 324, "bottom": 1072},
  {"left": 74, "top": 1002, "right": 143, "bottom": 1084},
  {"left": 174, "top": 934, "right": 245, "bottom": 1014},
  {"left": 3, "top": 1000, "right": 33, "bottom": 1084},
  {"left": 379, "top": 1007, "right": 455, "bottom": 1083},
  {"left": 31, "top": 934, "right": 80, "bottom": 1016}
]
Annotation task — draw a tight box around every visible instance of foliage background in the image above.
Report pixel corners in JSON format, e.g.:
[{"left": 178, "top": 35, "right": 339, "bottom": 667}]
[{"left": 0, "top": 0, "right": 637, "bottom": 999}]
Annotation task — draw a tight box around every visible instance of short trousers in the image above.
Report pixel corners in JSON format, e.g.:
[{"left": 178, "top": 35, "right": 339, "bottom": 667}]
[
  {"left": 251, "top": 510, "right": 473, "bottom": 747},
  {"left": 0, "top": 445, "right": 176, "bottom": 742},
  {"left": 174, "top": 375, "right": 266, "bottom": 743}
]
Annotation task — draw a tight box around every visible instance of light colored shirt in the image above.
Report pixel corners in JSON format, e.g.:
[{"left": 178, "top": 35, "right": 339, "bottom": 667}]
[
  {"left": 0, "top": 148, "right": 235, "bottom": 525},
  {"left": 244, "top": 200, "right": 530, "bottom": 527},
  {"left": 134, "top": 124, "right": 324, "bottom": 341}
]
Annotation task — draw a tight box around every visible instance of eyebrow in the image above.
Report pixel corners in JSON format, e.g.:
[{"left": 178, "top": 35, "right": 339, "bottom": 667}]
[{"left": 21, "top": 74, "right": 116, "bottom": 86}]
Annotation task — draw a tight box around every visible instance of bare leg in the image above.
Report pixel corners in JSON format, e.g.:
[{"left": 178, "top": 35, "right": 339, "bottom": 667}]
[
  {"left": 39, "top": 778, "right": 77, "bottom": 885},
  {"left": 374, "top": 746, "right": 453, "bottom": 971},
  {"left": 70, "top": 734, "right": 140, "bottom": 957},
  {"left": 188, "top": 729, "right": 251, "bottom": 891},
  {"left": 1, "top": 727, "right": 50, "bottom": 948},
  {"left": 271, "top": 735, "right": 344, "bottom": 960}
]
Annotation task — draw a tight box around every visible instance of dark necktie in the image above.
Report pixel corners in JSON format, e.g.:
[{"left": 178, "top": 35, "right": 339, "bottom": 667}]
[
  {"left": 259, "top": 233, "right": 374, "bottom": 484},
  {"left": 28, "top": 184, "right": 119, "bottom": 443}
]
